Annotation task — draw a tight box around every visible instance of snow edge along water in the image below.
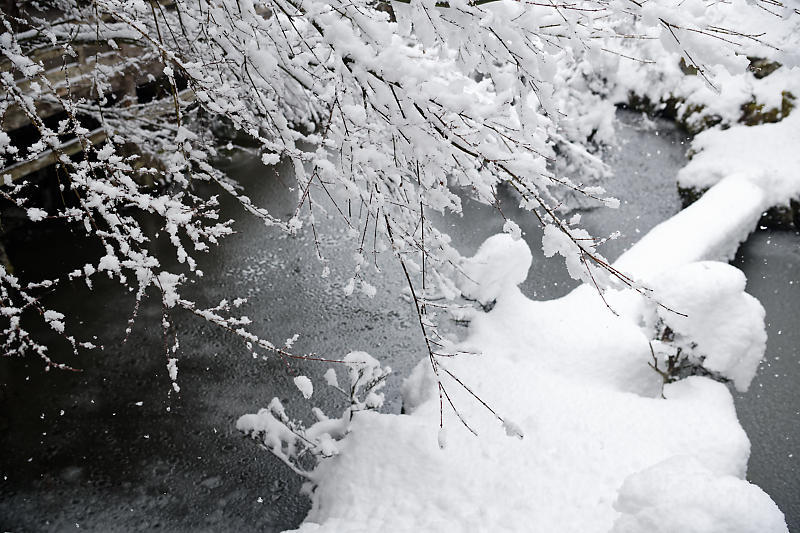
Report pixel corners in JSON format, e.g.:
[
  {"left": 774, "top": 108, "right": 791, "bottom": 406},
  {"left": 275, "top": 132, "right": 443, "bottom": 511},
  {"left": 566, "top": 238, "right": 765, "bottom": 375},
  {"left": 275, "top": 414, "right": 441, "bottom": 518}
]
[{"left": 240, "top": 117, "right": 799, "bottom": 532}]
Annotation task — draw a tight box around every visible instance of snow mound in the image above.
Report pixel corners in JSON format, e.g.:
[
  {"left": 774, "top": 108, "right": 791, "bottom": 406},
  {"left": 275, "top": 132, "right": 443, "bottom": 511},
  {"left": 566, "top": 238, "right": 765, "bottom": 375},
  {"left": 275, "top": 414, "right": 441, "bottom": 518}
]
[
  {"left": 678, "top": 112, "right": 800, "bottom": 207},
  {"left": 461, "top": 284, "right": 661, "bottom": 395},
  {"left": 614, "top": 175, "right": 767, "bottom": 277},
  {"left": 647, "top": 262, "right": 766, "bottom": 392},
  {"left": 457, "top": 233, "right": 532, "bottom": 305},
  {"left": 286, "top": 372, "right": 760, "bottom": 532},
  {"left": 612, "top": 456, "right": 787, "bottom": 533},
  {"left": 277, "top": 227, "right": 782, "bottom": 532},
  {"left": 294, "top": 375, "right": 314, "bottom": 399}
]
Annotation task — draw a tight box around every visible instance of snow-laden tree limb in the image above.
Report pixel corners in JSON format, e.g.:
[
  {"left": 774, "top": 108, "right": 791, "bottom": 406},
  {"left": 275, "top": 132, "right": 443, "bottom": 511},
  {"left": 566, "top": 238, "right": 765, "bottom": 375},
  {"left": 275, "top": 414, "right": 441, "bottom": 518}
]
[{"left": 1, "top": 0, "right": 795, "bottom": 400}]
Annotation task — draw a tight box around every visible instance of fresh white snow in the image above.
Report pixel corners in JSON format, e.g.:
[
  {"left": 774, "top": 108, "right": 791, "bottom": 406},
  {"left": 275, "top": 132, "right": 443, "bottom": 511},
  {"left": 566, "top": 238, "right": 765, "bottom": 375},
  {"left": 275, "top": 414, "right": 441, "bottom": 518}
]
[
  {"left": 234, "top": 1, "right": 800, "bottom": 527},
  {"left": 678, "top": 113, "right": 800, "bottom": 207},
  {"left": 294, "top": 375, "right": 314, "bottom": 400},
  {"left": 240, "top": 113, "right": 798, "bottom": 529},
  {"left": 254, "top": 226, "right": 786, "bottom": 532},
  {"left": 238, "top": 100, "right": 800, "bottom": 532}
]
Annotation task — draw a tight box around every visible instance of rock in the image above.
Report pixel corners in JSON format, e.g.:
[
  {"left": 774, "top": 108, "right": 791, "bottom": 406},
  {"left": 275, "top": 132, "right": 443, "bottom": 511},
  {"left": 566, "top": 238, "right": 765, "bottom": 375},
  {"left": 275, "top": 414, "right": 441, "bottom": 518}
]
[
  {"left": 748, "top": 57, "right": 783, "bottom": 80},
  {"left": 740, "top": 91, "right": 795, "bottom": 127},
  {"left": 678, "top": 185, "right": 799, "bottom": 231}
]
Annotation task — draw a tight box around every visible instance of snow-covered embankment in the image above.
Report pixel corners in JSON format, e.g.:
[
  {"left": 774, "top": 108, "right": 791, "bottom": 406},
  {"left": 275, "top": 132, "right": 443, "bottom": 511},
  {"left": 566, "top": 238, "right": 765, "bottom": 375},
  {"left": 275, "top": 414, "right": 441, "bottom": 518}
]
[{"left": 240, "top": 115, "right": 799, "bottom": 532}]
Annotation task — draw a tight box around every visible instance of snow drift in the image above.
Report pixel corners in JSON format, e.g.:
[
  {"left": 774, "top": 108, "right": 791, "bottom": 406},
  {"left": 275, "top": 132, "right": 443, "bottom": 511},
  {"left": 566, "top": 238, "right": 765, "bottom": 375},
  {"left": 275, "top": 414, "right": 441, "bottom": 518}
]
[{"left": 242, "top": 222, "right": 785, "bottom": 531}]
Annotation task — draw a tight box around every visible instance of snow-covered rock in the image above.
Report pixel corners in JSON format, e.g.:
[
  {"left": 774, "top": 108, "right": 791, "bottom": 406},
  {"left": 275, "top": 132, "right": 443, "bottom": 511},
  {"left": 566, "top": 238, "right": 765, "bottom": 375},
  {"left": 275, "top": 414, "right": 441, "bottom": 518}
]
[
  {"left": 614, "top": 175, "right": 768, "bottom": 277},
  {"left": 612, "top": 455, "right": 787, "bottom": 533},
  {"left": 457, "top": 233, "right": 532, "bottom": 306},
  {"left": 279, "top": 229, "right": 782, "bottom": 532},
  {"left": 647, "top": 262, "right": 767, "bottom": 392},
  {"left": 678, "top": 112, "right": 800, "bottom": 208}
]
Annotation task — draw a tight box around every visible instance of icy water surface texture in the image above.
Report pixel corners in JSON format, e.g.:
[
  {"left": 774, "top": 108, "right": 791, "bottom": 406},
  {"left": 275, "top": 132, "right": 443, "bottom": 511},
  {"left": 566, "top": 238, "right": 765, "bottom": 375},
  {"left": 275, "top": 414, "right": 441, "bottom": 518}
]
[
  {"left": 732, "top": 230, "right": 800, "bottom": 531},
  {"left": 0, "top": 111, "right": 797, "bottom": 531}
]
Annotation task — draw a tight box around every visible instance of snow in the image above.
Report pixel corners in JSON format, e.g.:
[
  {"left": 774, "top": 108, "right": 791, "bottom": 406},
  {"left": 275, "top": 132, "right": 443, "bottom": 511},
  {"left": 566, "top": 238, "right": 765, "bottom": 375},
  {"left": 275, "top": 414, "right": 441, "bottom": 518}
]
[
  {"left": 97, "top": 253, "right": 121, "bottom": 274},
  {"left": 606, "top": 0, "right": 800, "bottom": 140},
  {"left": 275, "top": 223, "right": 785, "bottom": 532},
  {"left": 26, "top": 208, "right": 48, "bottom": 222},
  {"left": 238, "top": 353, "right": 392, "bottom": 476},
  {"left": 43, "top": 309, "right": 65, "bottom": 333},
  {"left": 323, "top": 368, "right": 339, "bottom": 388},
  {"left": 166, "top": 358, "right": 179, "bottom": 381},
  {"left": 237, "top": 399, "right": 303, "bottom": 467},
  {"left": 678, "top": 113, "right": 800, "bottom": 207},
  {"left": 270, "top": 131, "right": 793, "bottom": 530},
  {"left": 457, "top": 233, "right": 532, "bottom": 306},
  {"left": 167, "top": 358, "right": 180, "bottom": 393},
  {"left": 646, "top": 262, "right": 766, "bottom": 392},
  {"left": 38, "top": 0, "right": 786, "bottom": 527},
  {"left": 611, "top": 456, "right": 787, "bottom": 533},
  {"left": 287, "top": 377, "right": 773, "bottom": 532},
  {"left": 294, "top": 375, "right": 314, "bottom": 400},
  {"left": 614, "top": 175, "right": 767, "bottom": 277}
]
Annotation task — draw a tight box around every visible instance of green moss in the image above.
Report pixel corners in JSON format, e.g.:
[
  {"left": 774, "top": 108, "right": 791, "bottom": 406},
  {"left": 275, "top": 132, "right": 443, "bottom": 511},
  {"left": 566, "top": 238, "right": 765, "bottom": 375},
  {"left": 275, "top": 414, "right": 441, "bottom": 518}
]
[
  {"left": 740, "top": 91, "right": 795, "bottom": 126},
  {"left": 626, "top": 89, "right": 794, "bottom": 136},
  {"left": 624, "top": 91, "right": 657, "bottom": 114},
  {"left": 677, "top": 185, "right": 705, "bottom": 208},
  {"left": 677, "top": 103, "right": 723, "bottom": 135},
  {"left": 623, "top": 92, "right": 698, "bottom": 131},
  {"left": 679, "top": 57, "right": 699, "bottom": 76},
  {"left": 747, "top": 57, "right": 782, "bottom": 80}
]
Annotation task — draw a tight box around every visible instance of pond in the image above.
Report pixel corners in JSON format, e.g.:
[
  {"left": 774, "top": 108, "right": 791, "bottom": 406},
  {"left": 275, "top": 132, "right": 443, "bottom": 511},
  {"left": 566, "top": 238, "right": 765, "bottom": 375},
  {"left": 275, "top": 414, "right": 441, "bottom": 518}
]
[
  {"left": 0, "top": 110, "right": 796, "bottom": 532},
  {"left": 732, "top": 230, "right": 800, "bottom": 531}
]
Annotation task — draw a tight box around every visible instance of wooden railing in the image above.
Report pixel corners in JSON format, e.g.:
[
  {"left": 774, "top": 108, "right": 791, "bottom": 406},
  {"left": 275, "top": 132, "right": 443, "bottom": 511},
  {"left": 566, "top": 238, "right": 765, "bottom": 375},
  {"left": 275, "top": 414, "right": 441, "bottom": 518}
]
[{"left": 1, "top": 38, "right": 193, "bottom": 182}]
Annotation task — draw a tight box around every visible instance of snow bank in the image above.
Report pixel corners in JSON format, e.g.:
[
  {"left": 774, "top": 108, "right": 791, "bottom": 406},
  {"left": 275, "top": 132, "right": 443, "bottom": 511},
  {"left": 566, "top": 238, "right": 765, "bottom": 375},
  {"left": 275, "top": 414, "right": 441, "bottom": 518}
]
[
  {"left": 646, "top": 262, "right": 766, "bottom": 392},
  {"left": 289, "top": 374, "right": 758, "bottom": 532},
  {"left": 611, "top": 456, "right": 787, "bottom": 533},
  {"left": 458, "top": 233, "right": 532, "bottom": 305},
  {"left": 461, "top": 283, "right": 661, "bottom": 395},
  {"left": 678, "top": 113, "right": 800, "bottom": 207},
  {"left": 614, "top": 175, "right": 767, "bottom": 277},
  {"left": 274, "top": 226, "right": 783, "bottom": 531},
  {"left": 250, "top": 87, "right": 794, "bottom": 528},
  {"left": 608, "top": 0, "right": 800, "bottom": 134}
]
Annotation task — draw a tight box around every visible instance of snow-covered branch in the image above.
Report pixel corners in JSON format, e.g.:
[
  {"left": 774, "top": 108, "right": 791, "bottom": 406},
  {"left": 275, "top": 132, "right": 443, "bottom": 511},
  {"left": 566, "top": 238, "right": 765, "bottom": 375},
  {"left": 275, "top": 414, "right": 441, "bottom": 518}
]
[{"left": 1, "top": 0, "right": 795, "bottom": 387}]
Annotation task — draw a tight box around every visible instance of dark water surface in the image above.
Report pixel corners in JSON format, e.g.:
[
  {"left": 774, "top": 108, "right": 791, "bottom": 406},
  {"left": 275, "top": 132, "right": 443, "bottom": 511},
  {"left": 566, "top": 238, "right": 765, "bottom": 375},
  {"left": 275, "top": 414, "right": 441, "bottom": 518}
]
[
  {"left": 732, "top": 230, "right": 800, "bottom": 533},
  {"left": 1, "top": 111, "right": 797, "bottom": 531},
  {"left": 0, "top": 155, "right": 428, "bottom": 531}
]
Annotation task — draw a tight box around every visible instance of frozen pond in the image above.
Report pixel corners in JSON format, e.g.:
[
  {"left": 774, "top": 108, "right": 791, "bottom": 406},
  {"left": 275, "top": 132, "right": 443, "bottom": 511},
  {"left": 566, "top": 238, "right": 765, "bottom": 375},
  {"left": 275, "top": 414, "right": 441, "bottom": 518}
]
[{"left": 0, "top": 111, "right": 797, "bottom": 531}]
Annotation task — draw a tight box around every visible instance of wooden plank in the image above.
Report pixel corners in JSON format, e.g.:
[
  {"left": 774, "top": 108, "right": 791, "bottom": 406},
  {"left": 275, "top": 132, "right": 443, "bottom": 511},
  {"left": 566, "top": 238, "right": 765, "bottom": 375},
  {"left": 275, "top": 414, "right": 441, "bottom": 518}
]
[
  {"left": 2, "top": 45, "right": 164, "bottom": 131},
  {"left": 0, "top": 128, "right": 108, "bottom": 183},
  {"left": 0, "top": 88, "right": 194, "bottom": 182}
]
